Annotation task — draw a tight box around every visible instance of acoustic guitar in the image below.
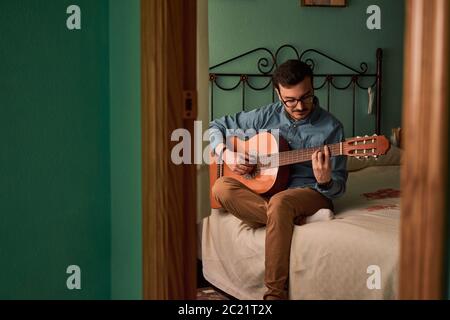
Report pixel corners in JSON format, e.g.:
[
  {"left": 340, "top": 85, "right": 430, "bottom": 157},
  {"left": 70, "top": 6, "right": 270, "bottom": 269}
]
[{"left": 209, "top": 132, "right": 390, "bottom": 209}]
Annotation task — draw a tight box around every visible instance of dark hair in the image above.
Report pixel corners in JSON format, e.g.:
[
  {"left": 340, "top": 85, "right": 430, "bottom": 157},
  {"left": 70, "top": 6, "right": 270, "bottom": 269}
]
[{"left": 272, "top": 59, "right": 313, "bottom": 90}]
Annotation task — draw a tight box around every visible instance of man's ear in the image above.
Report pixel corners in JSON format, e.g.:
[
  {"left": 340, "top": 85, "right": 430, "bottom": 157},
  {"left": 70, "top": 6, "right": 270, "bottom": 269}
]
[{"left": 275, "top": 88, "right": 282, "bottom": 101}]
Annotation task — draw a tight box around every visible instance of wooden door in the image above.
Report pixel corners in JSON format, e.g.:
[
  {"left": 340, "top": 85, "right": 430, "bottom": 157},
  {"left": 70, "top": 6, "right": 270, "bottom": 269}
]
[
  {"left": 400, "top": 0, "right": 449, "bottom": 299},
  {"left": 141, "top": 0, "right": 197, "bottom": 299}
]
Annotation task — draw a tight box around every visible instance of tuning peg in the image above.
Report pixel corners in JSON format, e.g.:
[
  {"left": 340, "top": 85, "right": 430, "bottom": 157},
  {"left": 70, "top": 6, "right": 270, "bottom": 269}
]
[{"left": 372, "top": 134, "right": 378, "bottom": 137}]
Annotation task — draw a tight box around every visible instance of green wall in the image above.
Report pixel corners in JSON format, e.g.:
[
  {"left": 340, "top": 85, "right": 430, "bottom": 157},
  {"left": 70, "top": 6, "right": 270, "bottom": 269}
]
[
  {"left": 209, "top": 0, "right": 405, "bottom": 137},
  {"left": 0, "top": 0, "right": 111, "bottom": 299},
  {"left": 0, "top": 0, "right": 142, "bottom": 299},
  {"left": 0, "top": 0, "right": 143, "bottom": 299},
  {"left": 109, "top": 0, "right": 142, "bottom": 300}
]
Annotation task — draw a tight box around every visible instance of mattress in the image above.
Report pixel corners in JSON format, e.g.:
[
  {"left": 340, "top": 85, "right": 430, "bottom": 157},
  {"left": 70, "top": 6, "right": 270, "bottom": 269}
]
[{"left": 201, "top": 165, "right": 401, "bottom": 300}]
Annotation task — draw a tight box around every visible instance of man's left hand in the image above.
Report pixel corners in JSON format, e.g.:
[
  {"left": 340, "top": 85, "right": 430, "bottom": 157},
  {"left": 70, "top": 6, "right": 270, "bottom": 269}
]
[{"left": 312, "top": 146, "right": 332, "bottom": 184}]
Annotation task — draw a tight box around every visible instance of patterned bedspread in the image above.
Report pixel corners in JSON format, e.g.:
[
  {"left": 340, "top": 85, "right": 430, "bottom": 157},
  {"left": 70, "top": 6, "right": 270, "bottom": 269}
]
[{"left": 202, "top": 165, "right": 401, "bottom": 300}]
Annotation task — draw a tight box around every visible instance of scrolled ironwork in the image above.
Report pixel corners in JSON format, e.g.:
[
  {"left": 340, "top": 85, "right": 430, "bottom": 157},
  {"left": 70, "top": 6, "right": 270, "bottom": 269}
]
[
  {"left": 209, "top": 45, "right": 383, "bottom": 135},
  {"left": 209, "top": 47, "right": 276, "bottom": 75},
  {"left": 274, "top": 44, "right": 300, "bottom": 67},
  {"left": 246, "top": 77, "right": 273, "bottom": 91},
  {"left": 355, "top": 76, "right": 378, "bottom": 90},
  {"left": 299, "top": 48, "right": 369, "bottom": 75},
  {"left": 212, "top": 76, "right": 242, "bottom": 91}
]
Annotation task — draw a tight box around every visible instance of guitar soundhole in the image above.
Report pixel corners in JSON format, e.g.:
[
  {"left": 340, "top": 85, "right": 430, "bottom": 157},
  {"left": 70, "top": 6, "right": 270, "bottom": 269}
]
[{"left": 243, "top": 166, "right": 261, "bottom": 180}]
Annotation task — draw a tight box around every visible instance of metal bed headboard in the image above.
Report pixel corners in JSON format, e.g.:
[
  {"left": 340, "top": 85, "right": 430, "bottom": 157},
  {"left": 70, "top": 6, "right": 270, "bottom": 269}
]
[{"left": 209, "top": 45, "right": 383, "bottom": 136}]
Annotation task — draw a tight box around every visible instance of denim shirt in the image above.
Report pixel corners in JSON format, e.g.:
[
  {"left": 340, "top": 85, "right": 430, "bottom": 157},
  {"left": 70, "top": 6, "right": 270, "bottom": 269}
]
[{"left": 209, "top": 99, "right": 348, "bottom": 200}]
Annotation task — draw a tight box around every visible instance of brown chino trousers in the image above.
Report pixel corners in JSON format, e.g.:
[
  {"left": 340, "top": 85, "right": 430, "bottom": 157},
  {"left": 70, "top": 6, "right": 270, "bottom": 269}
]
[{"left": 212, "top": 176, "right": 333, "bottom": 300}]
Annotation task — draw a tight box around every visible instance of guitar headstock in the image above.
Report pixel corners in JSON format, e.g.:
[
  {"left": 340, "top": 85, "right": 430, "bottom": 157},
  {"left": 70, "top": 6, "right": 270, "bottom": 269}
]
[{"left": 343, "top": 135, "right": 390, "bottom": 159}]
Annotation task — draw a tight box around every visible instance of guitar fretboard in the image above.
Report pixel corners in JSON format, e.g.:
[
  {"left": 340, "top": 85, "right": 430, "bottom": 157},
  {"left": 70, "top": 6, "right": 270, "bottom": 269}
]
[{"left": 258, "top": 142, "right": 343, "bottom": 168}]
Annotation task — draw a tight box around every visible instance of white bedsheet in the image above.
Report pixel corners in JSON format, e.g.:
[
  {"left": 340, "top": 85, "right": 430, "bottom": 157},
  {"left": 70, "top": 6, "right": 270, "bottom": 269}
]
[{"left": 201, "top": 165, "right": 401, "bottom": 300}]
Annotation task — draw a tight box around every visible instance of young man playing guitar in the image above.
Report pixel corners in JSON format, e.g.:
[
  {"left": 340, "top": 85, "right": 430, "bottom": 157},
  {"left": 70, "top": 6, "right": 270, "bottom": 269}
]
[{"left": 209, "top": 60, "right": 348, "bottom": 300}]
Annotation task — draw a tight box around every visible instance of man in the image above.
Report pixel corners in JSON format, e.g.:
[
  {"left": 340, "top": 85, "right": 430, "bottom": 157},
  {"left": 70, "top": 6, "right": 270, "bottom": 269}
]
[{"left": 208, "top": 59, "right": 348, "bottom": 300}]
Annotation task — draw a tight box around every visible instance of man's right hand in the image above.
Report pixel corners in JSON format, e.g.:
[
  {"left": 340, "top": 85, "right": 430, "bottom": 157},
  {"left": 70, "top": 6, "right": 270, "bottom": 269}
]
[{"left": 222, "top": 149, "right": 256, "bottom": 176}]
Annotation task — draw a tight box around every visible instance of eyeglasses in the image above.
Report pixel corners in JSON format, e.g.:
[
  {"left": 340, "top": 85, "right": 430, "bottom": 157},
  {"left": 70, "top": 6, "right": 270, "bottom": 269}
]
[{"left": 281, "top": 95, "right": 315, "bottom": 109}]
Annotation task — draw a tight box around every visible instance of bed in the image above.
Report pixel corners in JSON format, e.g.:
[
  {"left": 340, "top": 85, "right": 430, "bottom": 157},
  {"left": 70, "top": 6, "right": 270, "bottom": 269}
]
[
  {"left": 201, "top": 45, "right": 401, "bottom": 299},
  {"left": 201, "top": 150, "right": 401, "bottom": 299}
]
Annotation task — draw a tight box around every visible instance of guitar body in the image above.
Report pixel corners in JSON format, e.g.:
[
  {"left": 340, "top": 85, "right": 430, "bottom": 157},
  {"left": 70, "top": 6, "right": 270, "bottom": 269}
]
[{"left": 209, "top": 132, "right": 290, "bottom": 209}]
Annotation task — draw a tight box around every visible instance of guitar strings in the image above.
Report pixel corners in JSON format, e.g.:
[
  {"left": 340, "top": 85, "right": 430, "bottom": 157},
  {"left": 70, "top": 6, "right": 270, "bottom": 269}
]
[{"left": 257, "top": 143, "right": 342, "bottom": 169}]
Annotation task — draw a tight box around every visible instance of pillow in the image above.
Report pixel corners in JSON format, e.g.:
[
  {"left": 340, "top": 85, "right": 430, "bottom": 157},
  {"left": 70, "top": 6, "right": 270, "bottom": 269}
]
[{"left": 346, "top": 145, "right": 402, "bottom": 172}]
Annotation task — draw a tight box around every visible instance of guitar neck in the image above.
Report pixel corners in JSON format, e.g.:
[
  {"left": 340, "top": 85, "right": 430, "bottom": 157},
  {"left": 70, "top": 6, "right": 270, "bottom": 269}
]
[{"left": 259, "top": 142, "right": 343, "bottom": 168}]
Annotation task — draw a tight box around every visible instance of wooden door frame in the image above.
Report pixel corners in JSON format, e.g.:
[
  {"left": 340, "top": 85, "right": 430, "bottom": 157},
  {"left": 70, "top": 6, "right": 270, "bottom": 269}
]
[
  {"left": 141, "top": 0, "right": 197, "bottom": 299},
  {"left": 400, "top": 0, "right": 449, "bottom": 299}
]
